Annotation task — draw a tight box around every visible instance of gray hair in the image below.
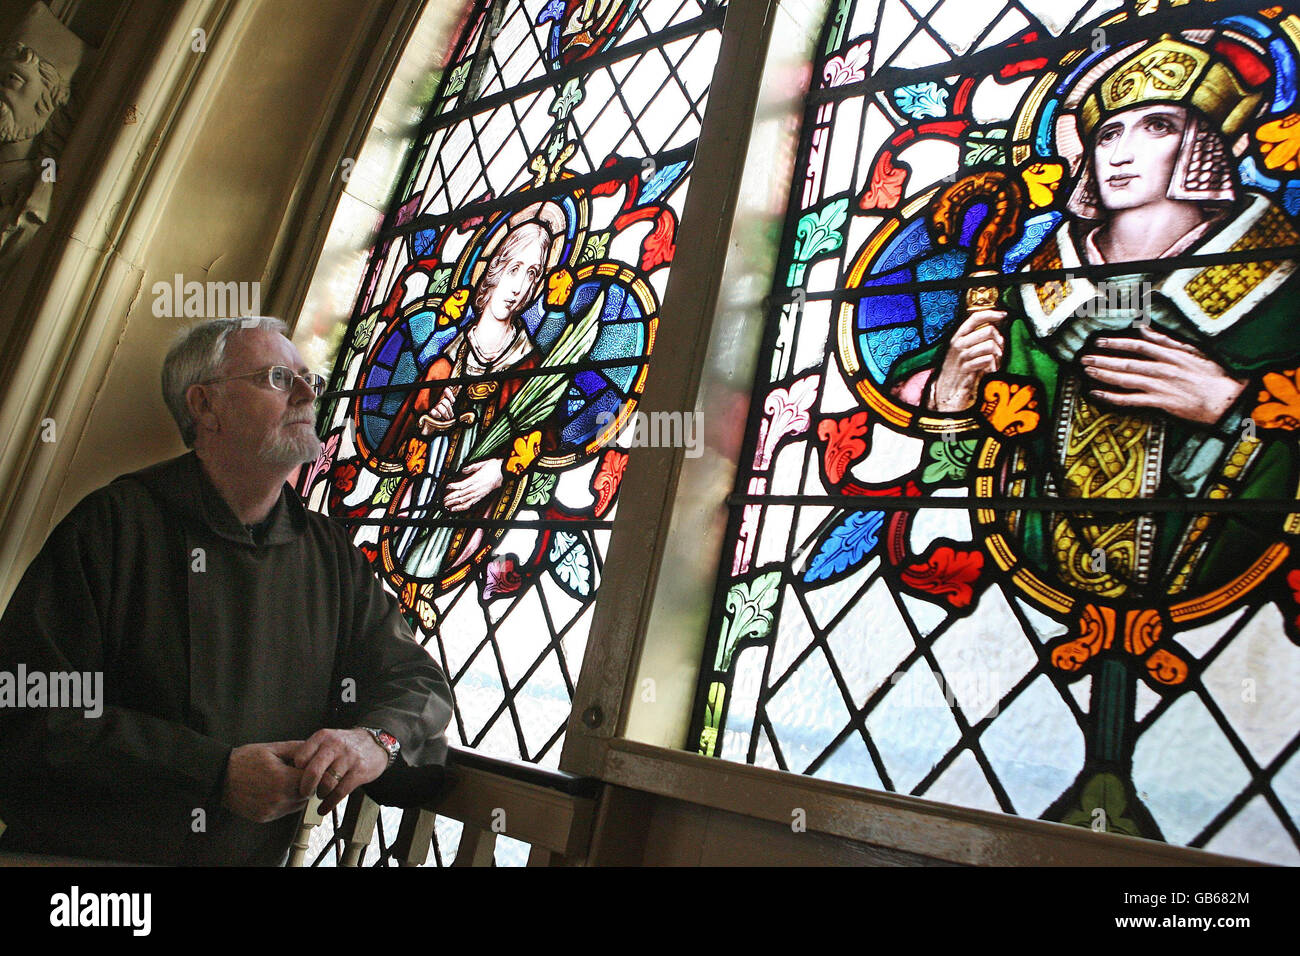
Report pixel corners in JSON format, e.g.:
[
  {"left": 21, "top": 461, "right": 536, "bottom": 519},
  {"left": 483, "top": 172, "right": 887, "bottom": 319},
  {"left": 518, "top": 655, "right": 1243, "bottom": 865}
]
[{"left": 162, "top": 317, "right": 289, "bottom": 446}]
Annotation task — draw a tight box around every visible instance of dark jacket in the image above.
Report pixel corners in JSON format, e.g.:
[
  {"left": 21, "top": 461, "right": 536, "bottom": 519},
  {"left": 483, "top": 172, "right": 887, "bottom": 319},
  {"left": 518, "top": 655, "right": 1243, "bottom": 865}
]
[{"left": 0, "top": 452, "right": 452, "bottom": 865}]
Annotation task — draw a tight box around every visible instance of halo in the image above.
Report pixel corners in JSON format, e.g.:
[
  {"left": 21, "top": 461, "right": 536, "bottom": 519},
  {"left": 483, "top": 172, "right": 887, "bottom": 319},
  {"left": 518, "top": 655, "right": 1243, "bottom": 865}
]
[{"left": 470, "top": 199, "right": 569, "bottom": 291}]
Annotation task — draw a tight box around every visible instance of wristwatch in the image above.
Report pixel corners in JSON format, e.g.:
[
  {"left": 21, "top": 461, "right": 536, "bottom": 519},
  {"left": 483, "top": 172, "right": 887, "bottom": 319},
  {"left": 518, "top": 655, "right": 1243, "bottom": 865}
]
[{"left": 359, "top": 726, "right": 400, "bottom": 767}]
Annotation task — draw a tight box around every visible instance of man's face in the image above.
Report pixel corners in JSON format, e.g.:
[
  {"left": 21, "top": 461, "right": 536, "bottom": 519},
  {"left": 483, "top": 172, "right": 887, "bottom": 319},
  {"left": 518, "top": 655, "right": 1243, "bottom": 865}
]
[
  {"left": 484, "top": 235, "right": 545, "bottom": 322},
  {"left": 0, "top": 47, "right": 47, "bottom": 143},
  {"left": 1093, "top": 104, "right": 1188, "bottom": 212},
  {"left": 207, "top": 327, "right": 321, "bottom": 468}
]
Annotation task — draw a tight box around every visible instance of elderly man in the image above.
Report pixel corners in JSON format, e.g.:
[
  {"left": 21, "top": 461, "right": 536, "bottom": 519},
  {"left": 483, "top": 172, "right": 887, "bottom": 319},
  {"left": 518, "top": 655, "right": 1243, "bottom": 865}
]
[{"left": 0, "top": 317, "right": 452, "bottom": 865}]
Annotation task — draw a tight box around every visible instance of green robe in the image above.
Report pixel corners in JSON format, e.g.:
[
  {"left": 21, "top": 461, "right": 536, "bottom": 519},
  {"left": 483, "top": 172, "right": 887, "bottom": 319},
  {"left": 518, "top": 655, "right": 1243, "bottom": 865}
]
[
  {"left": 0, "top": 452, "right": 453, "bottom": 865},
  {"left": 891, "top": 193, "right": 1300, "bottom": 599}
]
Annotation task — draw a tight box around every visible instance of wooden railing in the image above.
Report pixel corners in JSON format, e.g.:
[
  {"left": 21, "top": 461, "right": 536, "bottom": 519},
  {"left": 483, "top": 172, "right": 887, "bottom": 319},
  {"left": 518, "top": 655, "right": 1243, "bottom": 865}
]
[{"left": 290, "top": 746, "right": 600, "bottom": 867}]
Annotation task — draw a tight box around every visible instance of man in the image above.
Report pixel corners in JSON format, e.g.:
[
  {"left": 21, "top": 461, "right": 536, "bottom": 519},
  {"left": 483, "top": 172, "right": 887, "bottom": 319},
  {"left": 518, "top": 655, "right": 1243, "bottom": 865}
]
[
  {"left": 892, "top": 29, "right": 1299, "bottom": 600},
  {"left": 0, "top": 3, "right": 85, "bottom": 278},
  {"left": 0, "top": 317, "right": 453, "bottom": 865}
]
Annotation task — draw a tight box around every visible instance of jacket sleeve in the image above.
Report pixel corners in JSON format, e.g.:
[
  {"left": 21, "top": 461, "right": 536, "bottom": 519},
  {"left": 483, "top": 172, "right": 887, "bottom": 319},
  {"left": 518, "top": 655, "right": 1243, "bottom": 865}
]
[
  {"left": 0, "top": 496, "right": 232, "bottom": 815},
  {"left": 340, "top": 538, "right": 454, "bottom": 768}
]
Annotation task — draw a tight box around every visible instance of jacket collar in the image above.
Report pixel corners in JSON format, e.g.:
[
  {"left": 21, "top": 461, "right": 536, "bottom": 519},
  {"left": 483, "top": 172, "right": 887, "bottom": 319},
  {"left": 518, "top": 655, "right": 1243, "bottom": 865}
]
[{"left": 123, "top": 451, "right": 308, "bottom": 547}]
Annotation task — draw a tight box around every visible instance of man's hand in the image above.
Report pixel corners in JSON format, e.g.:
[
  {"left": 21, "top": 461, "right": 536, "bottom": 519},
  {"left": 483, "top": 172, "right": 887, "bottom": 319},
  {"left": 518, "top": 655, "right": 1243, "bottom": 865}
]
[
  {"left": 222, "top": 740, "right": 309, "bottom": 823},
  {"left": 929, "top": 308, "right": 1008, "bottom": 411},
  {"left": 443, "top": 457, "right": 504, "bottom": 512},
  {"left": 1081, "top": 326, "right": 1247, "bottom": 425},
  {"left": 291, "top": 728, "right": 389, "bottom": 815}
]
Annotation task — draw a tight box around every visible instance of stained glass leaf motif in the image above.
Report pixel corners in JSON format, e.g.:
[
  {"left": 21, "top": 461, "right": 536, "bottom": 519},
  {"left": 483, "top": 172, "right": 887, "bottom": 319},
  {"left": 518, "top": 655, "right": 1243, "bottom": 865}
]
[
  {"left": 549, "top": 77, "right": 585, "bottom": 120},
  {"left": 803, "top": 509, "right": 884, "bottom": 583},
  {"left": 699, "top": 681, "right": 726, "bottom": 757},
  {"left": 754, "top": 374, "right": 820, "bottom": 471},
  {"left": 922, "top": 438, "right": 977, "bottom": 483},
  {"left": 582, "top": 233, "right": 610, "bottom": 262},
  {"left": 715, "top": 571, "right": 782, "bottom": 671},
  {"left": 483, "top": 554, "right": 523, "bottom": 601},
  {"left": 898, "top": 546, "right": 985, "bottom": 608},
  {"left": 445, "top": 60, "right": 471, "bottom": 97},
  {"left": 788, "top": 197, "right": 848, "bottom": 287},
  {"left": 818, "top": 410, "right": 872, "bottom": 484},
  {"left": 549, "top": 531, "right": 593, "bottom": 597},
  {"left": 525, "top": 471, "right": 558, "bottom": 506},
  {"left": 823, "top": 39, "right": 871, "bottom": 87},
  {"left": 373, "top": 476, "right": 401, "bottom": 506},
  {"left": 1060, "top": 773, "right": 1142, "bottom": 837},
  {"left": 964, "top": 128, "right": 1007, "bottom": 166},
  {"left": 352, "top": 311, "right": 377, "bottom": 353},
  {"left": 892, "top": 81, "right": 948, "bottom": 119}
]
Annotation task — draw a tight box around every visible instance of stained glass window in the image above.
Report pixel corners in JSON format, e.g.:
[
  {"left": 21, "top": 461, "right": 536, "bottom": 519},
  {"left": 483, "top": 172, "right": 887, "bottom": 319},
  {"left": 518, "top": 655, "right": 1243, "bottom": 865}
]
[
  {"left": 691, "top": 0, "right": 1300, "bottom": 864},
  {"left": 298, "top": 0, "right": 727, "bottom": 862}
]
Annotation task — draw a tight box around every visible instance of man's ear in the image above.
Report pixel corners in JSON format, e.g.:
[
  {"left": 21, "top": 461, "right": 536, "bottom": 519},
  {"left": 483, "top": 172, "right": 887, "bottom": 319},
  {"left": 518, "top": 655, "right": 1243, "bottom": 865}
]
[{"left": 185, "top": 383, "right": 220, "bottom": 436}]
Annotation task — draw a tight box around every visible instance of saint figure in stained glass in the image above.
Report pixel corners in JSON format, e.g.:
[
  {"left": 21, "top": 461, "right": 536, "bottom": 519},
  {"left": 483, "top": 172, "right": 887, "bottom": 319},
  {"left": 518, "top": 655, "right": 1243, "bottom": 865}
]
[
  {"left": 378, "top": 204, "right": 564, "bottom": 582},
  {"left": 891, "top": 29, "right": 1298, "bottom": 606},
  {"left": 694, "top": 6, "right": 1300, "bottom": 862}
]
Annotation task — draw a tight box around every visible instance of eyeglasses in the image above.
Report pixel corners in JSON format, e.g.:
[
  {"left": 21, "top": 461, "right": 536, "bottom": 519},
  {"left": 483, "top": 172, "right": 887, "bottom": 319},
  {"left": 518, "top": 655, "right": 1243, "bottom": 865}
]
[{"left": 204, "top": 365, "right": 328, "bottom": 397}]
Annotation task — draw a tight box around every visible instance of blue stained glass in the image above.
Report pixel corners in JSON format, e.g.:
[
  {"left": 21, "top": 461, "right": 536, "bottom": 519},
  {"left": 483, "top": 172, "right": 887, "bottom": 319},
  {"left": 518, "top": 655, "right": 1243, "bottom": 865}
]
[
  {"left": 531, "top": 310, "right": 570, "bottom": 353},
  {"left": 408, "top": 309, "right": 435, "bottom": 348},
  {"left": 376, "top": 331, "right": 404, "bottom": 366},
  {"left": 862, "top": 324, "right": 920, "bottom": 383},
  {"left": 589, "top": 321, "right": 643, "bottom": 363},
  {"left": 857, "top": 293, "right": 917, "bottom": 331},
  {"left": 959, "top": 202, "right": 990, "bottom": 247},
  {"left": 389, "top": 354, "right": 416, "bottom": 406},
  {"left": 600, "top": 362, "right": 638, "bottom": 393},
  {"left": 605, "top": 284, "right": 631, "bottom": 321},
  {"left": 416, "top": 324, "right": 461, "bottom": 366},
  {"left": 1272, "top": 37, "right": 1297, "bottom": 111},
  {"left": 1057, "top": 46, "right": 1110, "bottom": 96},
  {"left": 520, "top": 301, "right": 547, "bottom": 339},
  {"left": 893, "top": 81, "right": 949, "bottom": 119},
  {"left": 1004, "top": 212, "right": 1062, "bottom": 271},
  {"left": 877, "top": 219, "right": 934, "bottom": 272},
  {"left": 570, "top": 281, "right": 606, "bottom": 314},
  {"left": 803, "top": 510, "right": 885, "bottom": 582},
  {"left": 380, "top": 389, "right": 404, "bottom": 418},
  {"left": 563, "top": 390, "right": 622, "bottom": 446},
  {"left": 1225, "top": 14, "right": 1271, "bottom": 38},
  {"left": 573, "top": 369, "right": 606, "bottom": 396},
  {"left": 1284, "top": 182, "right": 1300, "bottom": 217},
  {"left": 916, "top": 250, "right": 965, "bottom": 284},
  {"left": 1241, "top": 155, "right": 1282, "bottom": 192},
  {"left": 1035, "top": 99, "right": 1058, "bottom": 157},
  {"left": 412, "top": 228, "right": 439, "bottom": 258},
  {"left": 639, "top": 161, "right": 690, "bottom": 206},
  {"left": 865, "top": 266, "right": 912, "bottom": 289},
  {"left": 920, "top": 289, "right": 960, "bottom": 343},
  {"left": 362, "top": 413, "right": 386, "bottom": 446}
]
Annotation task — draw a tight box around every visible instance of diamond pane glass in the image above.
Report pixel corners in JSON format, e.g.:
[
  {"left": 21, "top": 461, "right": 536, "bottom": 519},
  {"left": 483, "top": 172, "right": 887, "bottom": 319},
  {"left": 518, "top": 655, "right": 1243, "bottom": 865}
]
[
  {"left": 692, "top": 0, "right": 1300, "bottom": 864},
  {"left": 301, "top": 0, "right": 728, "bottom": 818}
]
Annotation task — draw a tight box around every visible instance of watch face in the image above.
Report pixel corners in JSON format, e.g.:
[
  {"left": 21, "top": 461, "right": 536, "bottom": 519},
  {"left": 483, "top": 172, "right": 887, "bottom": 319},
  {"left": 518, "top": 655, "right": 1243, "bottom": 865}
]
[{"left": 377, "top": 731, "right": 398, "bottom": 751}]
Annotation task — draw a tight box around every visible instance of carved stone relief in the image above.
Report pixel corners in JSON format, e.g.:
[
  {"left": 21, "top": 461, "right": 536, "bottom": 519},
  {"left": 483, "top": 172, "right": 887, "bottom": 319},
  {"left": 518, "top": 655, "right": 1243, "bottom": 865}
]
[{"left": 0, "top": 2, "right": 87, "bottom": 281}]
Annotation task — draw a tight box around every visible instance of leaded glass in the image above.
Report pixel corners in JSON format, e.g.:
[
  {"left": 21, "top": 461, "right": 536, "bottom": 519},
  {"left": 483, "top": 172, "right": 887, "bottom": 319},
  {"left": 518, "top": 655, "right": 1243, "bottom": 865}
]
[
  {"left": 301, "top": 0, "right": 728, "bottom": 815},
  {"left": 692, "top": 0, "right": 1300, "bottom": 864}
]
